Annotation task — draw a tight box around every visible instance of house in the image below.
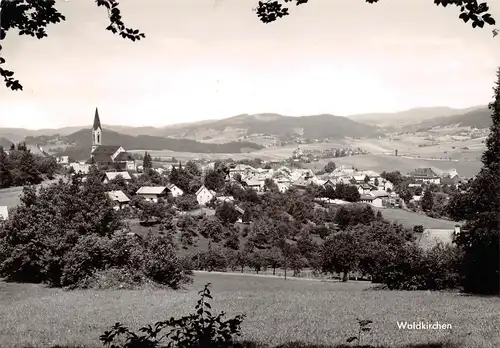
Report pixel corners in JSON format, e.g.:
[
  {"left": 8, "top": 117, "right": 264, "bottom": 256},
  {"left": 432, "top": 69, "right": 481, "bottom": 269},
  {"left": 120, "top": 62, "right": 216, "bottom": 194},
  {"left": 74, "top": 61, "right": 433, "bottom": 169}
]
[
  {"left": 440, "top": 175, "right": 461, "bottom": 186},
  {"left": 353, "top": 175, "right": 366, "bottom": 183},
  {"left": 196, "top": 185, "right": 216, "bottom": 206},
  {"left": 323, "top": 179, "right": 336, "bottom": 189},
  {"left": 360, "top": 194, "right": 375, "bottom": 204},
  {"left": 136, "top": 186, "right": 168, "bottom": 202},
  {"left": 228, "top": 164, "right": 255, "bottom": 179},
  {"left": 57, "top": 156, "right": 69, "bottom": 164},
  {"left": 69, "top": 162, "right": 90, "bottom": 174},
  {"left": 408, "top": 168, "right": 441, "bottom": 184},
  {"left": 102, "top": 171, "right": 132, "bottom": 184},
  {"left": 216, "top": 195, "right": 235, "bottom": 204},
  {"left": 167, "top": 183, "right": 184, "bottom": 197},
  {"left": 357, "top": 183, "right": 377, "bottom": 195},
  {"left": 0, "top": 206, "right": 8, "bottom": 220},
  {"left": 106, "top": 190, "right": 130, "bottom": 210},
  {"left": 277, "top": 182, "right": 290, "bottom": 193},
  {"left": 245, "top": 179, "right": 264, "bottom": 192},
  {"left": 86, "top": 108, "right": 136, "bottom": 171}
]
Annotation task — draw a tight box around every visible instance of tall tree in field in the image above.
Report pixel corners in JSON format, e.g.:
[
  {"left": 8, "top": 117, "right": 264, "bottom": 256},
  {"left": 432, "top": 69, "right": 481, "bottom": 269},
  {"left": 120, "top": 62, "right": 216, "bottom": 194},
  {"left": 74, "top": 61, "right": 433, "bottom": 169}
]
[
  {"left": 421, "top": 189, "right": 434, "bottom": 212},
  {"left": 143, "top": 151, "right": 152, "bottom": 170},
  {"left": 449, "top": 68, "right": 500, "bottom": 295},
  {"left": 323, "top": 161, "right": 336, "bottom": 173},
  {"left": 0, "top": 147, "right": 12, "bottom": 188}
]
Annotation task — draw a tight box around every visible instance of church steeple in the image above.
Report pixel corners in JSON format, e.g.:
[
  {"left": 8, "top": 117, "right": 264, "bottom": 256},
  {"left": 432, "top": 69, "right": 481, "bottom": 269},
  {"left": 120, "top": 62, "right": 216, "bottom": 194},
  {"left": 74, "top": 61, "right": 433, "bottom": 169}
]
[
  {"left": 93, "top": 107, "right": 102, "bottom": 130},
  {"left": 91, "top": 107, "right": 102, "bottom": 154}
]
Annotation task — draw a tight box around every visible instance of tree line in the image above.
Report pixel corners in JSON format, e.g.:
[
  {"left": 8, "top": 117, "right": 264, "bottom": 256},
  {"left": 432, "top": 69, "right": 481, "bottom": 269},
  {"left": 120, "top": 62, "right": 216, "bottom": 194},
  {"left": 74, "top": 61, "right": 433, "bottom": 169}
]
[{"left": 0, "top": 143, "right": 60, "bottom": 188}]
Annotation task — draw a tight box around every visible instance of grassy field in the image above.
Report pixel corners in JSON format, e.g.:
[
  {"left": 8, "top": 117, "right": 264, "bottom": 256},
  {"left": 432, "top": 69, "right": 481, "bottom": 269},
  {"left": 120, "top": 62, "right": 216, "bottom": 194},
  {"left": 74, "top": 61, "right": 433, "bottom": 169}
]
[
  {"left": 304, "top": 154, "right": 482, "bottom": 178},
  {"left": 0, "top": 178, "right": 64, "bottom": 209},
  {"left": 0, "top": 272, "right": 498, "bottom": 348},
  {"left": 376, "top": 208, "right": 458, "bottom": 230},
  {"left": 0, "top": 186, "right": 23, "bottom": 209}
]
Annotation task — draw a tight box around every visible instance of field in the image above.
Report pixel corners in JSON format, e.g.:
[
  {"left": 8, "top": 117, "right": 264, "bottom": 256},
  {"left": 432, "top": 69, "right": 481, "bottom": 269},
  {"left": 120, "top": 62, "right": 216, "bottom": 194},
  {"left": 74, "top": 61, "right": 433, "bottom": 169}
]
[
  {"left": 0, "top": 178, "right": 64, "bottom": 209},
  {"left": 0, "top": 186, "right": 23, "bottom": 209},
  {"left": 304, "top": 154, "right": 482, "bottom": 178},
  {"left": 0, "top": 272, "right": 499, "bottom": 348},
  {"left": 131, "top": 135, "right": 484, "bottom": 178},
  {"left": 376, "top": 208, "right": 458, "bottom": 229}
]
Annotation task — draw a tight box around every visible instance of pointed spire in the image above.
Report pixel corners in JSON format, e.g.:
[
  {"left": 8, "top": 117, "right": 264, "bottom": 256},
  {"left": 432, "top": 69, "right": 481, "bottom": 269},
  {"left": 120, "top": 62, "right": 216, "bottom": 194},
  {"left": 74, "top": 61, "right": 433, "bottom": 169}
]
[{"left": 93, "top": 107, "right": 101, "bottom": 130}]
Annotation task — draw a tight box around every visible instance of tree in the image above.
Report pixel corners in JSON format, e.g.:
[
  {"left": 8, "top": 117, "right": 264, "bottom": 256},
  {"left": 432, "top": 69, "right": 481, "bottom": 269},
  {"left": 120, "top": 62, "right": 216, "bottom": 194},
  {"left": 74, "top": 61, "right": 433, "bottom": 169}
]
[
  {"left": 449, "top": 68, "right": 500, "bottom": 295},
  {"left": 364, "top": 175, "right": 370, "bottom": 183},
  {"left": 0, "top": 147, "right": 12, "bottom": 188},
  {"left": 421, "top": 189, "right": 434, "bottom": 212},
  {"left": 185, "top": 161, "right": 202, "bottom": 177},
  {"left": 374, "top": 177, "right": 379, "bottom": 187},
  {"left": 323, "top": 161, "right": 336, "bottom": 173},
  {"left": 143, "top": 151, "right": 153, "bottom": 170},
  {"left": 256, "top": 0, "right": 496, "bottom": 29},
  {"left": 198, "top": 216, "right": 224, "bottom": 242},
  {"left": 322, "top": 232, "right": 360, "bottom": 282},
  {"left": 215, "top": 202, "right": 239, "bottom": 226},
  {"left": 204, "top": 168, "right": 226, "bottom": 192},
  {"left": 380, "top": 171, "right": 403, "bottom": 186}
]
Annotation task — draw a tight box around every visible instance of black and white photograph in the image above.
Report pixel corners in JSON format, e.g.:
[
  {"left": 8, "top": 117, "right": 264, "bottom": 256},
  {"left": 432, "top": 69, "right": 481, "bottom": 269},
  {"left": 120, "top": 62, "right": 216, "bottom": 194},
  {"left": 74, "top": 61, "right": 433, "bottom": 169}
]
[{"left": 0, "top": 0, "right": 500, "bottom": 347}]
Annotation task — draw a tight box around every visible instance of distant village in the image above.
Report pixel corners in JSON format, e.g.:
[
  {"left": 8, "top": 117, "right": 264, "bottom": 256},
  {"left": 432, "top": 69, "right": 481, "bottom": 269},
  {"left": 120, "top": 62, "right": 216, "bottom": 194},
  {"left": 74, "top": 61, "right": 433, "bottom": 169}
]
[{"left": 1, "top": 109, "right": 465, "bottom": 225}]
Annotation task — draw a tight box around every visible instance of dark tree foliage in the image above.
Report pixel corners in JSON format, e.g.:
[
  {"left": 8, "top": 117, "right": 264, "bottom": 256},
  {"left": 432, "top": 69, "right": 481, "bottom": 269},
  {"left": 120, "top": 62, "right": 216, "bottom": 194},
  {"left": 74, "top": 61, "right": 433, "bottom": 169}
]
[
  {"left": 142, "top": 151, "right": 153, "bottom": 170},
  {"left": 215, "top": 202, "right": 240, "bottom": 226},
  {"left": 204, "top": 168, "right": 226, "bottom": 192},
  {"left": 0, "top": 145, "right": 59, "bottom": 188},
  {"left": 420, "top": 189, "right": 434, "bottom": 212},
  {"left": 1, "top": 0, "right": 145, "bottom": 90},
  {"left": 448, "top": 68, "right": 500, "bottom": 294},
  {"left": 255, "top": 0, "right": 496, "bottom": 29}
]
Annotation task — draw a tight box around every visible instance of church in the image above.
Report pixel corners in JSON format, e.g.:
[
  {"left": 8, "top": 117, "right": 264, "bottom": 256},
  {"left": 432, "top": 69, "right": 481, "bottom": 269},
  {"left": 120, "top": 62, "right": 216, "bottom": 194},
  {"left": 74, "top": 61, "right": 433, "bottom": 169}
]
[{"left": 86, "top": 108, "right": 136, "bottom": 171}]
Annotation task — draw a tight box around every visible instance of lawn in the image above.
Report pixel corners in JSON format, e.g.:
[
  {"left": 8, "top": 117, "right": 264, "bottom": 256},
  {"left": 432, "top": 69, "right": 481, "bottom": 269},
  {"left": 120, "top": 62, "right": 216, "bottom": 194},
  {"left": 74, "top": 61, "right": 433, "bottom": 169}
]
[
  {"left": 0, "top": 272, "right": 499, "bottom": 348},
  {"left": 375, "top": 208, "right": 459, "bottom": 230},
  {"left": 0, "top": 186, "right": 23, "bottom": 209}
]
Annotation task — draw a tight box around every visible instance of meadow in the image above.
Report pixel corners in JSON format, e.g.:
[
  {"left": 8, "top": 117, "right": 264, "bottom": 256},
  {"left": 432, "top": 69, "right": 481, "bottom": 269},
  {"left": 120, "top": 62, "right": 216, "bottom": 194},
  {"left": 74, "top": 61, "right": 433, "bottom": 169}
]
[
  {"left": 375, "top": 208, "right": 458, "bottom": 230},
  {"left": 0, "top": 177, "right": 63, "bottom": 209},
  {"left": 304, "top": 155, "right": 482, "bottom": 178},
  {"left": 0, "top": 272, "right": 498, "bottom": 348}
]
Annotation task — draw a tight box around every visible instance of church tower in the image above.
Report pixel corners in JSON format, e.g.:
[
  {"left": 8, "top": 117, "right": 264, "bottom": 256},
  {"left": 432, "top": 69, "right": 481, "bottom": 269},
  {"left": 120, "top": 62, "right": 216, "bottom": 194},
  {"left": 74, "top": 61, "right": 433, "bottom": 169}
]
[{"left": 91, "top": 107, "right": 102, "bottom": 154}]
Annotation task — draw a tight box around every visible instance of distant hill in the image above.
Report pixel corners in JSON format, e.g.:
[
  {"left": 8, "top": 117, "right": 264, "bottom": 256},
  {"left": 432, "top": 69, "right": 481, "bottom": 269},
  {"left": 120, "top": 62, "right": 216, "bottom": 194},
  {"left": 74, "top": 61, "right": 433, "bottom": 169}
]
[
  {"left": 0, "top": 137, "right": 14, "bottom": 149},
  {"left": 348, "top": 106, "right": 486, "bottom": 128},
  {"left": 405, "top": 107, "right": 492, "bottom": 131},
  {"left": 158, "top": 113, "right": 381, "bottom": 140},
  {"left": 27, "top": 129, "right": 264, "bottom": 161}
]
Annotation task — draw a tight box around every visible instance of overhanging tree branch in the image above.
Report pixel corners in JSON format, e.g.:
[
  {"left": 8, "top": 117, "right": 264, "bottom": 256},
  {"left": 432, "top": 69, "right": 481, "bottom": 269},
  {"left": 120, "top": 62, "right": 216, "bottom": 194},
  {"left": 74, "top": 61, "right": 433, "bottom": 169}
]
[{"left": 0, "top": 0, "right": 145, "bottom": 91}]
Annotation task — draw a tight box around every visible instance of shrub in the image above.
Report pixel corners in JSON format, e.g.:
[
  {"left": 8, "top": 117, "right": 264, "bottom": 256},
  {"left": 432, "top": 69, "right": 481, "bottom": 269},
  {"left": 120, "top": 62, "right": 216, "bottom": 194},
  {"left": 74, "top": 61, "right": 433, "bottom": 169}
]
[
  {"left": 100, "top": 283, "right": 245, "bottom": 348},
  {"left": 377, "top": 243, "right": 462, "bottom": 291}
]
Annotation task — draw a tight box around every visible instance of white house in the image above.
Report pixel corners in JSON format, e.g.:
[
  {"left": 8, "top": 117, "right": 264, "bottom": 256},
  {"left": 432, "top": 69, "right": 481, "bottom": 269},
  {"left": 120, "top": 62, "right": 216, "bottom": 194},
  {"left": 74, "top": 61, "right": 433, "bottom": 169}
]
[
  {"left": 136, "top": 186, "right": 168, "bottom": 202},
  {"left": 102, "top": 171, "right": 132, "bottom": 184},
  {"left": 106, "top": 190, "right": 130, "bottom": 210},
  {"left": 69, "top": 162, "right": 90, "bottom": 174},
  {"left": 277, "top": 182, "right": 290, "bottom": 193},
  {"left": 0, "top": 206, "right": 8, "bottom": 220},
  {"left": 57, "top": 156, "right": 69, "bottom": 164},
  {"left": 196, "top": 185, "right": 216, "bottom": 206},
  {"left": 245, "top": 179, "right": 264, "bottom": 192},
  {"left": 167, "top": 183, "right": 184, "bottom": 197}
]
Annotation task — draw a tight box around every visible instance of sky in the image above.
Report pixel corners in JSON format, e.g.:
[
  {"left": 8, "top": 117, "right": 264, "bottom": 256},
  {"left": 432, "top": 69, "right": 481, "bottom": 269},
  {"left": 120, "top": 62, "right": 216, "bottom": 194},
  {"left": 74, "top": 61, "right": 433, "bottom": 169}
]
[{"left": 2, "top": 0, "right": 500, "bottom": 129}]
